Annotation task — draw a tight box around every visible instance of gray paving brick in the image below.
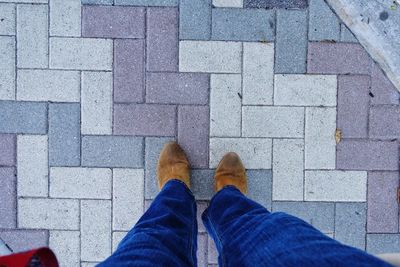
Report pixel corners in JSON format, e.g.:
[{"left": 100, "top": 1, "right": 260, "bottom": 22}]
[
  {"left": 49, "top": 103, "right": 80, "bottom": 167},
  {"left": 180, "top": 0, "right": 211, "bottom": 40},
  {"left": 0, "top": 36, "right": 15, "bottom": 100},
  {"left": 0, "top": 229, "right": 48, "bottom": 253},
  {"left": 247, "top": 170, "right": 272, "bottom": 210},
  {"left": 49, "top": 231, "right": 80, "bottom": 267},
  {"left": 275, "top": 9, "right": 307, "bottom": 73},
  {"left": 272, "top": 202, "right": 335, "bottom": 233},
  {"left": 82, "top": 136, "right": 144, "bottom": 168},
  {"left": 198, "top": 233, "right": 208, "bottom": 267},
  {"left": 367, "top": 234, "right": 400, "bottom": 254},
  {"left": 212, "top": 8, "right": 274, "bottom": 41},
  {"left": 192, "top": 169, "right": 214, "bottom": 200},
  {"left": 0, "top": 167, "right": 16, "bottom": 228},
  {"left": 335, "top": 203, "right": 366, "bottom": 250},
  {"left": 340, "top": 24, "right": 358, "bottom": 43},
  {"left": 144, "top": 137, "right": 175, "bottom": 199},
  {"left": 309, "top": 0, "right": 340, "bottom": 41},
  {"left": 0, "top": 3, "right": 15, "bottom": 35},
  {"left": 114, "top": 0, "right": 178, "bottom": 5},
  {"left": 244, "top": 0, "right": 307, "bottom": 8},
  {"left": 0, "top": 101, "right": 47, "bottom": 134},
  {"left": 17, "top": 4, "right": 48, "bottom": 68}
]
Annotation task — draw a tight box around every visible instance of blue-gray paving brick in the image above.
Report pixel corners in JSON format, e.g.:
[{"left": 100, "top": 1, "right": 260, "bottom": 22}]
[
  {"left": 335, "top": 203, "right": 366, "bottom": 250},
  {"left": 0, "top": 101, "right": 47, "bottom": 134},
  {"left": 309, "top": 0, "right": 340, "bottom": 41},
  {"left": 247, "top": 170, "right": 272, "bottom": 209},
  {"left": 212, "top": 8, "right": 275, "bottom": 41},
  {"left": 81, "top": 136, "right": 144, "bottom": 168},
  {"left": 340, "top": 24, "right": 358, "bottom": 43},
  {"left": 82, "top": 0, "right": 113, "bottom": 4},
  {"left": 115, "top": 0, "right": 178, "bottom": 5},
  {"left": 180, "top": 0, "right": 211, "bottom": 40},
  {"left": 367, "top": 234, "right": 400, "bottom": 254},
  {"left": 192, "top": 169, "right": 214, "bottom": 200},
  {"left": 243, "top": 0, "right": 307, "bottom": 8},
  {"left": 272, "top": 201, "right": 335, "bottom": 233},
  {"left": 49, "top": 103, "right": 80, "bottom": 167},
  {"left": 275, "top": 9, "right": 307, "bottom": 73},
  {"left": 145, "top": 137, "right": 175, "bottom": 199}
]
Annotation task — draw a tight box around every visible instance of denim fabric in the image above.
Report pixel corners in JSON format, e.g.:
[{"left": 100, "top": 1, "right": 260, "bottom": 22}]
[
  {"left": 98, "top": 180, "right": 197, "bottom": 267},
  {"left": 99, "top": 180, "right": 391, "bottom": 267},
  {"left": 203, "top": 186, "right": 391, "bottom": 267}
]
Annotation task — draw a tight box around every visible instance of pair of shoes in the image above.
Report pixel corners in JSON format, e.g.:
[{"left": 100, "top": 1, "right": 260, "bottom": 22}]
[{"left": 157, "top": 142, "right": 247, "bottom": 194}]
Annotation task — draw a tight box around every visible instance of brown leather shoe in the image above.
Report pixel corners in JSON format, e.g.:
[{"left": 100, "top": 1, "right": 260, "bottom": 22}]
[
  {"left": 214, "top": 152, "right": 247, "bottom": 194},
  {"left": 157, "top": 142, "right": 190, "bottom": 190}
]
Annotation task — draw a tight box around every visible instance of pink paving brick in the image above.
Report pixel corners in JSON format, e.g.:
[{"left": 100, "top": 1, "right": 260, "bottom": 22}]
[
  {"left": 367, "top": 171, "right": 399, "bottom": 233},
  {"left": 82, "top": 6, "right": 145, "bottom": 38},
  {"left": 0, "top": 167, "right": 16, "bottom": 228},
  {"left": 178, "top": 106, "right": 209, "bottom": 168},
  {"left": 146, "top": 7, "right": 178, "bottom": 72},
  {"left": 370, "top": 63, "right": 400, "bottom": 105},
  {"left": 0, "top": 134, "right": 15, "bottom": 166},
  {"left": 337, "top": 75, "right": 369, "bottom": 138},
  {"left": 208, "top": 236, "right": 218, "bottom": 264},
  {"left": 337, "top": 140, "right": 399, "bottom": 171},
  {"left": 0, "top": 230, "right": 48, "bottom": 252},
  {"left": 146, "top": 72, "right": 209, "bottom": 105},
  {"left": 369, "top": 106, "right": 400, "bottom": 139},
  {"left": 114, "top": 39, "right": 145, "bottom": 103},
  {"left": 307, "top": 42, "right": 371, "bottom": 74},
  {"left": 113, "top": 104, "right": 176, "bottom": 136}
]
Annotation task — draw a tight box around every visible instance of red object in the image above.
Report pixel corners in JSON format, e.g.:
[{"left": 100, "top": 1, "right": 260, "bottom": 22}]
[{"left": 0, "top": 247, "right": 58, "bottom": 267}]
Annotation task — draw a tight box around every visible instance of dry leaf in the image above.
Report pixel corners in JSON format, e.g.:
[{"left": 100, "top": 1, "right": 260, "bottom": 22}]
[{"left": 335, "top": 129, "right": 342, "bottom": 144}]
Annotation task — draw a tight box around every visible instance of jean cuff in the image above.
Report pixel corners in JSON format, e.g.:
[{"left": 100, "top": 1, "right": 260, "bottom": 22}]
[{"left": 164, "top": 179, "right": 195, "bottom": 199}]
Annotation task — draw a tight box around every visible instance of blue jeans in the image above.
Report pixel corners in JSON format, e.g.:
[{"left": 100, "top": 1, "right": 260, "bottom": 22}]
[{"left": 98, "top": 180, "right": 390, "bottom": 267}]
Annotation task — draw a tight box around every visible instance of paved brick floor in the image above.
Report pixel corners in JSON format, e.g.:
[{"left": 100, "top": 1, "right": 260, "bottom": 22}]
[{"left": 0, "top": 0, "right": 399, "bottom": 266}]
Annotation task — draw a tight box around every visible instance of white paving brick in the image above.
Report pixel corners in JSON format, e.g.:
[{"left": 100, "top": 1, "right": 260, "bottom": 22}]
[
  {"left": 273, "top": 139, "right": 304, "bottom": 201},
  {"left": 50, "top": 37, "right": 113, "bottom": 70},
  {"left": 210, "top": 74, "right": 241, "bottom": 137},
  {"left": 18, "top": 198, "right": 79, "bottom": 230},
  {"left": 0, "top": 36, "right": 15, "bottom": 100},
  {"left": 242, "top": 106, "right": 304, "bottom": 138},
  {"left": 17, "top": 135, "right": 48, "bottom": 197},
  {"left": 50, "top": 167, "right": 112, "bottom": 199},
  {"left": 179, "top": 41, "right": 241, "bottom": 73},
  {"left": 17, "top": 69, "right": 80, "bottom": 102},
  {"left": 113, "top": 169, "right": 144, "bottom": 231},
  {"left": 0, "top": 0, "right": 47, "bottom": 2},
  {"left": 274, "top": 74, "right": 337, "bottom": 106},
  {"left": 305, "top": 107, "right": 336, "bottom": 169},
  {"left": 81, "top": 200, "right": 112, "bottom": 262},
  {"left": 305, "top": 171, "right": 367, "bottom": 202},
  {"left": 243, "top": 42, "right": 274, "bottom": 105},
  {"left": 81, "top": 263, "right": 98, "bottom": 267},
  {"left": 209, "top": 138, "right": 272, "bottom": 169},
  {"left": 50, "top": 0, "right": 81, "bottom": 36},
  {"left": 0, "top": 3, "right": 15, "bottom": 35},
  {"left": 213, "top": 0, "right": 243, "bottom": 7},
  {"left": 81, "top": 71, "right": 113, "bottom": 135},
  {"left": 49, "top": 231, "right": 80, "bottom": 267},
  {"left": 112, "top": 231, "right": 128, "bottom": 252},
  {"left": 17, "top": 4, "right": 48, "bottom": 68}
]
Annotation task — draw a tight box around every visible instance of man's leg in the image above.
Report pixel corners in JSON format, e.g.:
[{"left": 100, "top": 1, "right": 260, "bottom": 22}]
[
  {"left": 202, "top": 153, "right": 391, "bottom": 267},
  {"left": 99, "top": 142, "right": 197, "bottom": 267},
  {"left": 99, "top": 179, "right": 197, "bottom": 267}
]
